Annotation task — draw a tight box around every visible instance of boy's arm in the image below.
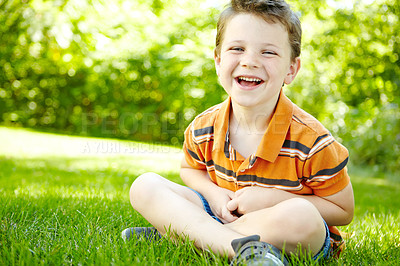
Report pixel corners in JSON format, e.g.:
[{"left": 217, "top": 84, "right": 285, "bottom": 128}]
[
  {"left": 180, "top": 157, "right": 239, "bottom": 224},
  {"left": 227, "top": 183, "right": 354, "bottom": 226}
]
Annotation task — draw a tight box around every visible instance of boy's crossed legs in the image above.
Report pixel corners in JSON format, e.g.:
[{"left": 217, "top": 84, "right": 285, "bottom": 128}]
[{"left": 129, "top": 172, "right": 327, "bottom": 260}]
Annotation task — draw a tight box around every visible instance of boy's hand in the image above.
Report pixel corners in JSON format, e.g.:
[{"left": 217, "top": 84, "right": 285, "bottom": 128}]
[
  {"left": 205, "top": 186, "right": 239, "bottom": 224},
  {"left": 180, "top": 158, "right": 239, "bottom": 223},
  {"left": 227, "top": 186, "right": 278, "bottom": 215}
]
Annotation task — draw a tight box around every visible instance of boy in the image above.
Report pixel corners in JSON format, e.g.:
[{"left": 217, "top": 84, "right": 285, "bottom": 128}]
[{"left": 123, "top": 0, "right": 354, "bottom": 264}]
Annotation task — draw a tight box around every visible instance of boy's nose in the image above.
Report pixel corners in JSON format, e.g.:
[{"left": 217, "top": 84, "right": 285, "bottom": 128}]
[{"left": 240, "top": 52, "right": 261, "bottom": 68}]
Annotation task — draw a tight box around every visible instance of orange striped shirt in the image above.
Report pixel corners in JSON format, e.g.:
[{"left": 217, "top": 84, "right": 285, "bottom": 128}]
[{"left": 183, "top": 89, "right": 349, "bottom": 253}]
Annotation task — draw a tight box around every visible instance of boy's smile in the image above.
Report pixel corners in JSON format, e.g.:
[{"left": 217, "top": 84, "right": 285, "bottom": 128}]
[
  {"left": 214, "top": 13, "right": 300, "bottom": 110},
  {"left": 235, "top": 76, "right": 264, "bottom": 90}
]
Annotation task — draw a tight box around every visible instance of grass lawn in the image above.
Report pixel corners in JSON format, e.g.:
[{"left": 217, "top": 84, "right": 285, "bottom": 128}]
[{"left": 0, "top": 127, "right": 399, "bottom": 265}]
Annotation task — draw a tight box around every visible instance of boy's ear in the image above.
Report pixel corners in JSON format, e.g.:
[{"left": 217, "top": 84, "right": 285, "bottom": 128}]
[
  {"left": 214, "top": 49, "right": 221, "bottom": 76},
  {"left": 284, "top": 57, "right": 301, "bottom": 85}
]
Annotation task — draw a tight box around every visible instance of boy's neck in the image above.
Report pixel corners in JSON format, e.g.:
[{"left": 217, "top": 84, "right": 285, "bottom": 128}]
[{"left": 229, "top": 97, "right": 278, "bottom": 136}]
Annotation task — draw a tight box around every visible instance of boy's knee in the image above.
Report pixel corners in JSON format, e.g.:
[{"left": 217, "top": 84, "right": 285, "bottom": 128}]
[
  {"left": 282, "top": 198, "right": 326, "bottom": 254},
  {"left": 129, "top": 172, "right": 163, "bottom": 207},
  {"left": 130, "top": 172, "right": 162, "bottom": 190},
  {"left": 285, "top": 198, "right": 317, "bottom": 215},
  {"left": 275, "top": 198, "right": 324, "bottom": 241}
]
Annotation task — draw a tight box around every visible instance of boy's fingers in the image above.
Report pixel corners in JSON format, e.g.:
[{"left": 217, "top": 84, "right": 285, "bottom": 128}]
[
  {"left": 221, "top": 207, "right": 237, "bottom": 223},
  {"left": 226, "top": 198, "right": 238, "bottom": 212}
]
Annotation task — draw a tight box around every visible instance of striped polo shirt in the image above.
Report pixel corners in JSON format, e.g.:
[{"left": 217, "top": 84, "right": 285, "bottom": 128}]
[{"left": 183, "top": 90, "right": 350, "bottom": 197}]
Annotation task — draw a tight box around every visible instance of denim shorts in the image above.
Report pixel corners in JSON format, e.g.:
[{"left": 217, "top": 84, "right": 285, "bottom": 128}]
[
  {"left": 189, "top": 188, "right": 223, "bottom": 223},
  {"left": 189, "top": 188, "right": 331, "bottom": 261}
]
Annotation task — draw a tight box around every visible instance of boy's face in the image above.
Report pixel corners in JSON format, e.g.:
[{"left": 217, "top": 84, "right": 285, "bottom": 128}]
[{"left": 214, "top": 13, "right": 300, "bottom": 110}]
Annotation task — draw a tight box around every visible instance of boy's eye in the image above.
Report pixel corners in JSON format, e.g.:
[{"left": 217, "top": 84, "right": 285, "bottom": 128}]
[
  {"left": 231, "top": 47, "right": 244, "bottom": 52},
  {"left": 263, "top": 51, "right": 277, "bottom": 55}
]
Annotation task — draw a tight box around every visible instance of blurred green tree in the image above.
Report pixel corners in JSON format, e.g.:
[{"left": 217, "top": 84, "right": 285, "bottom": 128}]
[
  {"left": 289, "top": 0, "right": 400, "bottom": 172},
  {"left": 0, "top": 0, "right": 223, "bottom": 145}
]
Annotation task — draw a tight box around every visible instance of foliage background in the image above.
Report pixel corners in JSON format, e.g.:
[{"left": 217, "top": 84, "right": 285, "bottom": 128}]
[{"left": 1, "top": 0, "right": 399, "bottom": 173}]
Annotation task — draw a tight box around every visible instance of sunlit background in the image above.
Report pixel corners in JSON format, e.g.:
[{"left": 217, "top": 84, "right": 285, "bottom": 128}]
[{"left": 1, "top": 0, "right": 399, "bottom": 174}]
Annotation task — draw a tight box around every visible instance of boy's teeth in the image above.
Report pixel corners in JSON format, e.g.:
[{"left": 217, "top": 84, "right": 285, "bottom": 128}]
[{"left": 239, "top": 77, "right": 261, "bottom": 82}]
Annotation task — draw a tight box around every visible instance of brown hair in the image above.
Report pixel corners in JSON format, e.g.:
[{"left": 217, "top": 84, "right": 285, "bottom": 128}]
[{"left": 215, "top": 0, "right": 302, "bottom": 61}]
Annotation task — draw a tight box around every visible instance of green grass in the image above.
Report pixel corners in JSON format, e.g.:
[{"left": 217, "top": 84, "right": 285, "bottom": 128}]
[{"left": 0, "top": 127, "right": 399, "bottom": 265}]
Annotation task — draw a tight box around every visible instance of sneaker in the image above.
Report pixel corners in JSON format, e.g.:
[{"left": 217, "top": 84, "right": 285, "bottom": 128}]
[
  {"left": 230, "top": 235, "right": 288, "bottom": 266},
  {"left": 121, "top": 227, "right": 162, "bottom": 241}
]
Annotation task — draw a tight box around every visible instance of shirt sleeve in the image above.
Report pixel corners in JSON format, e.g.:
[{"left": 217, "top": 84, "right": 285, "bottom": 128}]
[
  {"left": 303, "top": 133, "right": 350, "bottom": 197},
  {"left": 182, "top": 122, "right": 207, "bottom": 170}
]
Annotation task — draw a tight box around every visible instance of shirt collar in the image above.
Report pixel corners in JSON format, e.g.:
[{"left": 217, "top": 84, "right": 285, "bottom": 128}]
[
  {"left": 213, "top": 97, "right": 231, "bottom": 153},
  {"left": 256, "top": 90, "right": 293, "bottom": 162}
]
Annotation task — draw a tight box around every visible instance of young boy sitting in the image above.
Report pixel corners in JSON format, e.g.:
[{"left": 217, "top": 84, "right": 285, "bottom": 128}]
[{"left": 122, "top": 0, "right": 354, "bottom": 264}]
